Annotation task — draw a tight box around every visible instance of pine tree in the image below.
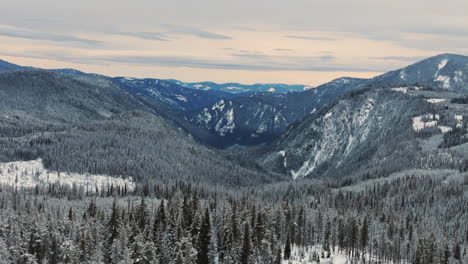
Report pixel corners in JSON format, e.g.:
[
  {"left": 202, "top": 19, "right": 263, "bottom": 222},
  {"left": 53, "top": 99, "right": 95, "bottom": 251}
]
[
  {"left": 136, "top": 198, "right": 149, "bottom": 231},
  {"left": 442, "top": 243, "right": 450, "bottom": 264},
  {"left": 104, "top": 200, "right": 121, "bottom": 264},
  {"left": 197, "top": 208, "right": 211, "bottom": 264},
  {"left": 240, "top": 223, "right": 251, "bottom": 264},
  {"left": 453, "top": 242, "right": 461, "bottom": 261},
  {"left": 360, "top": 216, "right": 369, "bottom": 252},
  {"left": 284, "top": 231, "right": 291, "bottom": 260},
  {"left": 274, "top": 247, "right": 282, "bottom": 264}
]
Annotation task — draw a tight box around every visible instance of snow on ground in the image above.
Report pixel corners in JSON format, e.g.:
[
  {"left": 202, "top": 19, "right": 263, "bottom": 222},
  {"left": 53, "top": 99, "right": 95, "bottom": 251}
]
[
  {"left": 412, "top": 114, "right": 453, "bottom": 133},
  {"left": 425, "top": 98, "right": 448, "bottom": 104},
  {"left": 175, "top": 95, "right": 188, "bottom": 102},
  {"left": 454, "top": 70, "right": 464, "bottom": 83},
  {"left": 412, "top": 114, "right": 438, "bottom": 131},
  {"left": 438, "top": 126, "right": 452, "bottom": 133},
  {"left": 0, "top": 159, "right": 134, "bottom": 192},
  {"left": 455, "top": 115, "right": 463, "bottom": 128},
  {"left": 438, "top": 59, "right": 448, "bottom": 70},
  {"left": 391, "top": 87, "right": 408, "bottom": 93},
  {"left": 278, "top": 151, "right": 287, "bottom": 168},
  {"left": 281, "top": 246, "right": 347, "bottom": 264},
  {"left": 399, "top": 70, "right": 407, "bottom": 80},
  {"left": 435, "top": 75, "right": 451, "bottom": 89},
  {"left": 281, "top": 246, "right": 397, "bottom": 264}
]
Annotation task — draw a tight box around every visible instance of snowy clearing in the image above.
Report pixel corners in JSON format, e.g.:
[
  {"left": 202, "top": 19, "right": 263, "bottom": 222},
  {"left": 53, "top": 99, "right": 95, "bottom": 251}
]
[
  {"left": 0, "top": 159, "right": 134, "bottom": 192},
  {"left": 391, "top": 87, "right": 408, "bottom": 93},
  {"left": 425, "top": 98, "right": 447, "bottom": 104},
  {"left": 175, "top": 95, "right": 188, "bottom": 102},
  {"left": 281, "top": 246, "right": 400, "bottom": 264},
  {"left": 412, "top": 114, "right": 438, "bottom": 131}
]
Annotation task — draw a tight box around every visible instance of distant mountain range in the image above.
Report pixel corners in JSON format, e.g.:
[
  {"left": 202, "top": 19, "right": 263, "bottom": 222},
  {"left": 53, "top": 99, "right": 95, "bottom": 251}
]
[
  {"left": 185, "top": 53, "right": 468, "bottom": 147},
  {"left": 185, "top": 77, "right": 366, "bottom": 147},
  {"left": 1, "top": 53, "right": 468, "bottom": 153},
  {"left": 0, "top": 69, "right": 280, "bottom": 186},
  {"left": 165, "top": 79, "right": 311, "bottom": 94}
]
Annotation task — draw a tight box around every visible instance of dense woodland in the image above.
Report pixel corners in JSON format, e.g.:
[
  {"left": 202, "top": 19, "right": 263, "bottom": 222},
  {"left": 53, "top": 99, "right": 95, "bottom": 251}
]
[
  {"left": 0, "top": 170, "right": 467, "bottom": 264},
  {"left": 0, "top": 63, "right": 468, "bottom": 263}
]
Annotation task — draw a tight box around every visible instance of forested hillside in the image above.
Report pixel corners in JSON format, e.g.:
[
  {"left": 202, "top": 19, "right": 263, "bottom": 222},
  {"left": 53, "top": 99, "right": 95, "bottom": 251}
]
[
  {"left": 257, "top": 86, "right": 468, "bottom": 180},
  {"left": 1, "top": 55, "right": 468, "bottom": 263},
  {"left": 0, "top": 70, "right": 280, "bottom": 186},
  {"left": 0, "top": 169, "right": 467, "bottom": 264}
]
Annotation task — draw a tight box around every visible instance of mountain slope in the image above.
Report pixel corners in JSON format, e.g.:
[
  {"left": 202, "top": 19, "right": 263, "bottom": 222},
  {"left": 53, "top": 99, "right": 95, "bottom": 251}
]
[
  {"left": 370, "top": 53, "right": 468, "bottom": 93},
  {"left": 0, "top": 59, "right": 26, "bottom": 72},
  {"left": 112, "top": 77, "right": 236, "bottom": 112},
  {"left": 0, "top": 70, "right": 151, "bottom": 123},
  {"left": 186, "top": 77, "right": 367, "bottom": 147},
  {"left": 257, "top": 87, "right": 468, "bottom": 179},
  {"left": 0, "top": 70, "right": 281, "bottom": 186}
]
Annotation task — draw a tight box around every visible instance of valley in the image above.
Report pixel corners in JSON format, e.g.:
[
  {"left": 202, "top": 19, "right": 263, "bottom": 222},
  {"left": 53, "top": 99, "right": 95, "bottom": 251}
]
[{"left": 0, "top": 54, "right": 467, "bottom": 264}]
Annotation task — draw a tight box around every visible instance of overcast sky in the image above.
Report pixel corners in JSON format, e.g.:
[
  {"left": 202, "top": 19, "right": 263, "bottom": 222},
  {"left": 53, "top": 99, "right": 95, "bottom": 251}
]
[{"left": 2, "top": 0, "right": 468, "bottom": 85}]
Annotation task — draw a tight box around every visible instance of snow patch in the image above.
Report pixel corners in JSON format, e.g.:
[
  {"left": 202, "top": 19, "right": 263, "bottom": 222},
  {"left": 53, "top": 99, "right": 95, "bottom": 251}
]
[
  {"left": 438, "top": 59, "right": 448, "bottom": 70},
  {"left": 455, "top": 115, "right": 463, "bottom": 128},
  {"left": 391, "top": 87, "right": 408, "bottom": 93},
  {"left": 439, "top": 126, "right": 452, "bottom": 133},
  {"left": 175, "top": 95, "right": 188, "bottom": 102},
  {"left": 215, "top": 108, "right": 235, "bottom": 136},
  {"left": 0, "top": 159, "right": 135, "bottom": 192},
  {"left": 281, "top": 246, "right": 366, "bottom": 264},
  {"left": 425, "top": 98, "right": 448, "bottom": 104},
  {"left": 435, "top": 75, "right": 451, "bottom": 89},
  {"left": 278, "top": 151, "right": 287, "bottom": 168},
  {"left": 212, "top": 100, "right": 226, "bottom": 111},
  {"left": 413, "top": 114, "right": 438, "bottom": 131},
  {"left": 256, "top": 122, "right": 268, "bottom": 134},
  {"left": 454, "top": 70, "right": 464, "bottom": 83},
  {"left": 399, "top": 70, "right": 407, "bottom": 80}
]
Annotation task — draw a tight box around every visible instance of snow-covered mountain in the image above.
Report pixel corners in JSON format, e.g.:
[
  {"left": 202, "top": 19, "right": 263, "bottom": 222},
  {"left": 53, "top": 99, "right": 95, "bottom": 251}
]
[
  {"left": 0, "top": 70, "right": 279, "bottom": 186},
  {"left": 186, "top": 77, "right": 366, "bottom": 147},
  {"left": 166, "top": 80, "right": 310, "bottom": 94},
  {"left": 112, "top": 77, "right": 235, "bottom": 112},
  {"left": 370, "top": 53, "right": 468, "bottom": 93},
  {"left": 0, "top": 59, "right": 23, "bottom": 72},
  {"left": 258, "top": 87, "right": 468, "bottom": 179}
]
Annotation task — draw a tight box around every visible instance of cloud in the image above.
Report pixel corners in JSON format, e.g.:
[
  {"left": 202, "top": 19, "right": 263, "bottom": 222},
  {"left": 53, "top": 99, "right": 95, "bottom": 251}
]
[
  {"left": 101, "top": 55, "right": 371, "bottom": 72},
  {"left": 0, "top": 25, "right": 101, "bottom": 45},
  {"left": 0, "top": 49, "right": 372, "bottom": 72},
  {"left": 112, "top": 31, "right": 170, "bottom": 41},
  {"left": 275, "top": 48, "right": 295, "bottom": 52},
  {"left": 369, "top": 56, "right": 427, "bottom": 62},
  {"left": 285, "top": 35, "right": 337, "bottom": 41},
  {"left": 162, "top": 24, "right": 231, "bottom": 39}
]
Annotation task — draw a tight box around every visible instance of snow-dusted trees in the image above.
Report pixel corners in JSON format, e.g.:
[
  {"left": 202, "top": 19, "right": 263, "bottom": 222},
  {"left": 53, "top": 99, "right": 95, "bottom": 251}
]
[{"left": 0, "top": 175, "right": 467, "bottom": 264}]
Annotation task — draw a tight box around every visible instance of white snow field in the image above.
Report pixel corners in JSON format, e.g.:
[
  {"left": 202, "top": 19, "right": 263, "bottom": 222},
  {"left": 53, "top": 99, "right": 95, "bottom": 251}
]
[
  {"left": 0, "top": 159, "right": 134, "bottom": 192},
  {"left": 281, "top": 246, "right": 398, "bottom": 264}
]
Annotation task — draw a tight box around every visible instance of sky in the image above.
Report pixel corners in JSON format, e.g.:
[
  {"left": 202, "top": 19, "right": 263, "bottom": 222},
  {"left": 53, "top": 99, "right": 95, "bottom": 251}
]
[{"left": 1, "top": 0, "right": 468, "bottom": 86}]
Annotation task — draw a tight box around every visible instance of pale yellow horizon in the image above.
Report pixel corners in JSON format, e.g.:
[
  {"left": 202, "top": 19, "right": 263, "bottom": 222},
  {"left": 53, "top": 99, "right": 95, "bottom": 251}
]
[{"left": 2, "top": 0, "right": 468, "bottom": 86}]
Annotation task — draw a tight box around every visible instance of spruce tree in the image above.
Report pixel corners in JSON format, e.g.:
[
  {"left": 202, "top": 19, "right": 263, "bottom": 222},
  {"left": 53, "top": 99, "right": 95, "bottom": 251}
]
[
  {"left": 104, "top": 200, "right": 121, "bottom": 263},
  {"left": 284, "top": 231, "right": 291, "bottom": 260},
  {"left": 197, "top": 208, "right": 211, "bottom": 264},
  {"left": 240, "top": 223, "right": 251, "bottom": 264}
]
